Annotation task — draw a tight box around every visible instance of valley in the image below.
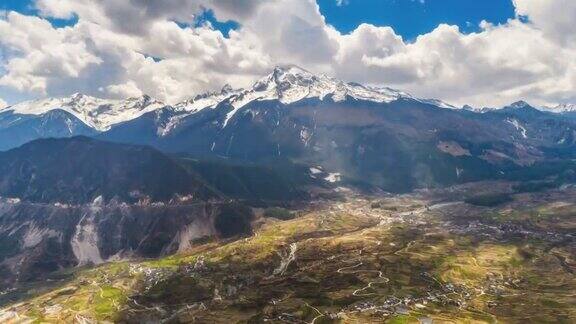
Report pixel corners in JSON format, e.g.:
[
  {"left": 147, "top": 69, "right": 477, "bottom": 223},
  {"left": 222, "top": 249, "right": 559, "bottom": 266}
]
[
  {"left": 1, "top": 182, "right": 574, "bottom": 323},
  {"left": 1, "top": 67, "right": 576, "bottom": 324}
]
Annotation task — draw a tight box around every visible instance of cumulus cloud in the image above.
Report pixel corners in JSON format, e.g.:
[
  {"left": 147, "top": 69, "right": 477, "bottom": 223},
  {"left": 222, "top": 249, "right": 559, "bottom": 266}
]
[
  {"left": 0, "top": 4, "right": 271, "bottom": 102},
  {"left": 514, "top": 0, "right": 576, "bottom": 46},
  {"left": 35, "top": 0, "right": 274, "bottom": 35},
  {"left": 0, "top": 12, "right": 102, "bottom": 94},
  {"left": 0, "top": 97, "right": 6, "bottom": 108},
  {"left": 0, "top": 0, "right": 574, "bottom": 107},
  {"left": 333, "top": 20, "right": 574, "bottom": 106},
  {"left": 233, "top": 0, "right": 338, "bottom": 69}
]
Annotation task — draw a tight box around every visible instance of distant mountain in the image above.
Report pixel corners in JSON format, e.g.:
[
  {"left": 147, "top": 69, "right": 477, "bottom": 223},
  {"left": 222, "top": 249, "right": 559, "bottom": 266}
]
[
  {"left": 4, "top": 67, "right": 576, "bottom": 193},
  {"left": 97, "top": 68, "right": 576, "bottom": 193},
  {"left": 495, "top": 101, "right": 548, "bottom": 118},
  {"left": 168, "top": 65, "right": 456, "bottom": 128},
  {"left": 541, "top": 103, "right": 576, "bottom": 114},
  {"left": 0, "top": 66, "right": 460, "bottom": 151},
  {"left": 0, "top": 93, "right": 165, "bottom": 151},
  {"left": 0, "top": 93, "right": 165, "bottom": 131},
  {"left": 0, "top": 109, "right": 96, "bottom": 151}
]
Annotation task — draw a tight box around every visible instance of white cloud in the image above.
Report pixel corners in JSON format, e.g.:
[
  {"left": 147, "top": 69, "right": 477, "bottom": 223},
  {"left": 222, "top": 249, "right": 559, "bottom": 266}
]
[
  {"left": 0, "top": 97, "right": 6, "bottom": 108},
  {"left": 332, "top": 20, "right": 574, "bottom": 107},
  {"left": 35, "top": 0, "right": 274, "bottom": 35},
  {"left": 0, "top": 12, "right": 102, "bottom": 94},
  {"left": 0, "top": 6, "right": 271, "bottom": 103},
  {"left": 104, "top": 81, "right": 142, "bottom": 99},
  {"left": 514, "top": 0, "right": 576, "bottom": 46},
  {"left": 0, "top": 0, "right": 574, "bottom": 107},
  {"left": 233, "top": 0, "right": 338, "bottom": 69}
]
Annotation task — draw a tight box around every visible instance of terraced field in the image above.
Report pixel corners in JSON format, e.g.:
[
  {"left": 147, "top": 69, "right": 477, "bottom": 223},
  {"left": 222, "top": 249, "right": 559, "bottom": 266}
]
[{"left": 1, "top": 186, "right": 575, "bottom": 323}]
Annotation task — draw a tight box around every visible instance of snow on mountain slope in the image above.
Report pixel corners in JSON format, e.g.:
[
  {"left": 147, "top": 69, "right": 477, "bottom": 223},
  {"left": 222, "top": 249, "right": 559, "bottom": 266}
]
[
  {"left": 506, "top": 118, "right": 528, "bottom": 138},
  {"left": 0, "top": 93, "right": 165, "bottom": 131},
  {"left": 0, "top": 65, "right": 457, "bottom": 133},
  {"left": 246, "top": 65, "right": 404, "bottom": 105},
  {"left": 462, "top": 105, "right": 496, "bottom": 113},
  {"left": 220, "top": 65, "right": 410, "bottom": 126},
  {"left": 188, "top": 65, "right": 455, "bottom": 127},
  {"left": 174, "top": 84, "right": 240, "bottom": 113},
  {"left": 418, "top": 98, "right": 458, "bottom": 109},
  {"left": 166, "top": 65, "right": 425, "bottom": 128},
  {"left": 541, "top": 103, "right": 576, "bottom": 113}
]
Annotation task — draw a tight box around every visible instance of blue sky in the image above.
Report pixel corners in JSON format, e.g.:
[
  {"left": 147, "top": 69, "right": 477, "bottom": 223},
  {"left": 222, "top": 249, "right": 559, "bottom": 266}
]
[
  {"left": 1, "top": 0, "right": 516, "bottom": 39},
  {"left": 0, "top": 0, "right": 77, "bottom": 27},
  {"left": 0, "top": 0, "right": 31, "bottom": 13},
  {"left": 318, "top": 0, "right": 516, "bottom": 40}
]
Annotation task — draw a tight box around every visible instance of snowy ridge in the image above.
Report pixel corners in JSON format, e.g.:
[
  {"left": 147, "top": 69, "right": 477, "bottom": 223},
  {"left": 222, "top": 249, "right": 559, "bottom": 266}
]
[
  {"left": 233, "top": 65, "right": 410, "bottom": 106},
  {"left": 462, "top": 105, "right": 495, "bottom": 113},
  {"left": 213, "top": 65, "right": 455, "bottom": 127},
  {"left": 541, "top": 103, "right": 576, "bottom": 113},
  {"left": 0, "top": 65, "right": 458, "bottom": 132},
  {"left": 0, "top": 93, "right": 165, "bottom": 131},
  {"left": 173, "top": 84, "right": 240, "bottom": 113},
  {"left": 170, "top": 65, "right": 425, "bottom": 128}
]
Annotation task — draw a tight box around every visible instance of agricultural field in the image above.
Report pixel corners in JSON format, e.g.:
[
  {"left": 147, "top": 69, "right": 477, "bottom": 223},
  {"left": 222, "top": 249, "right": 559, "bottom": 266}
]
[{"left": 1, "top": 184, "right": 575, "bottom": 323}]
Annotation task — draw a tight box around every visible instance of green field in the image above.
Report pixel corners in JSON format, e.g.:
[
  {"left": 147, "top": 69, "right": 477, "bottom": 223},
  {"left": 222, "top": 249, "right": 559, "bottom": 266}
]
[{"left": 1, "top": 189, "right": 575, "bottom": 323}]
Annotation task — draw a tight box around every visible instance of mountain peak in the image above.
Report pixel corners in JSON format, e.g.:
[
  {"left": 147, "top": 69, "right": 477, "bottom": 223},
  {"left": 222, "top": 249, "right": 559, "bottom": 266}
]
[
  {"left": 68, "top": 92, "right": 105, "bottom": 104},
  {"left": 221, "top": 84, "right": 234, "bottom": 94},
  {"left": 255, "top": 65, "right": 321, "bottom": 91},
  {"left": 272, "top": 64, "right": 313, "bottom": 77},
  {"left": 68, "top": 92, "right": 94, "bottom": 104},
  {"left": 508, "top": 100, "right": 532, "bottom": 109}
]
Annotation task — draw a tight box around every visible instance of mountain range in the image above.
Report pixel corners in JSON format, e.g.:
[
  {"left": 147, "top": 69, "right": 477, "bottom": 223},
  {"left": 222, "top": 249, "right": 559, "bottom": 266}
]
[
  {"left": 2, "top": 66, "right": 576, "bottom": 193},
  {"left": 1, "top": 65, "right": 574, "bottom": 140}
]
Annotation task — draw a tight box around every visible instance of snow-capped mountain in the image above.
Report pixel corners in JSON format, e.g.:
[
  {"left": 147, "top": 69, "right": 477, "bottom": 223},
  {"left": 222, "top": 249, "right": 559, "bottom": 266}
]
[
  {"left": 541, "top": 103, "right": 576, "bottom": 113},
  {"left": 171, "top": 65, "right": 456, "bottom": 127},
  {"left": 462, "top": 105, "right": 496, "bottom": 113},
  {"left": 174, "top": 84, "right": 239, "bottom": 114},
  {"left": 138, "top": 65, "right": 454, "bottom": 136},
  {"left": 239, "top": 65, "right": 407, "bottom": 105},
  {"left": 0, "top": 65, "right": 457, "bottom": 134},
  {"left": 0, "top": 93, "right": 165, "bottom": 131},
  {"left": 7, "top": 65, "right": 567, "bottom": 154},
  {"left": 464, "top": 101, "right": 576, "bottom": 114},
  {"left": 172, "top": 65, "right": 411, "bottom": 122},
  {"left": 2, "top": 65, "right": 576, "bottom": 207},
  {"left": 220, "top": 65, "right": 409, "bottom": 126}
]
